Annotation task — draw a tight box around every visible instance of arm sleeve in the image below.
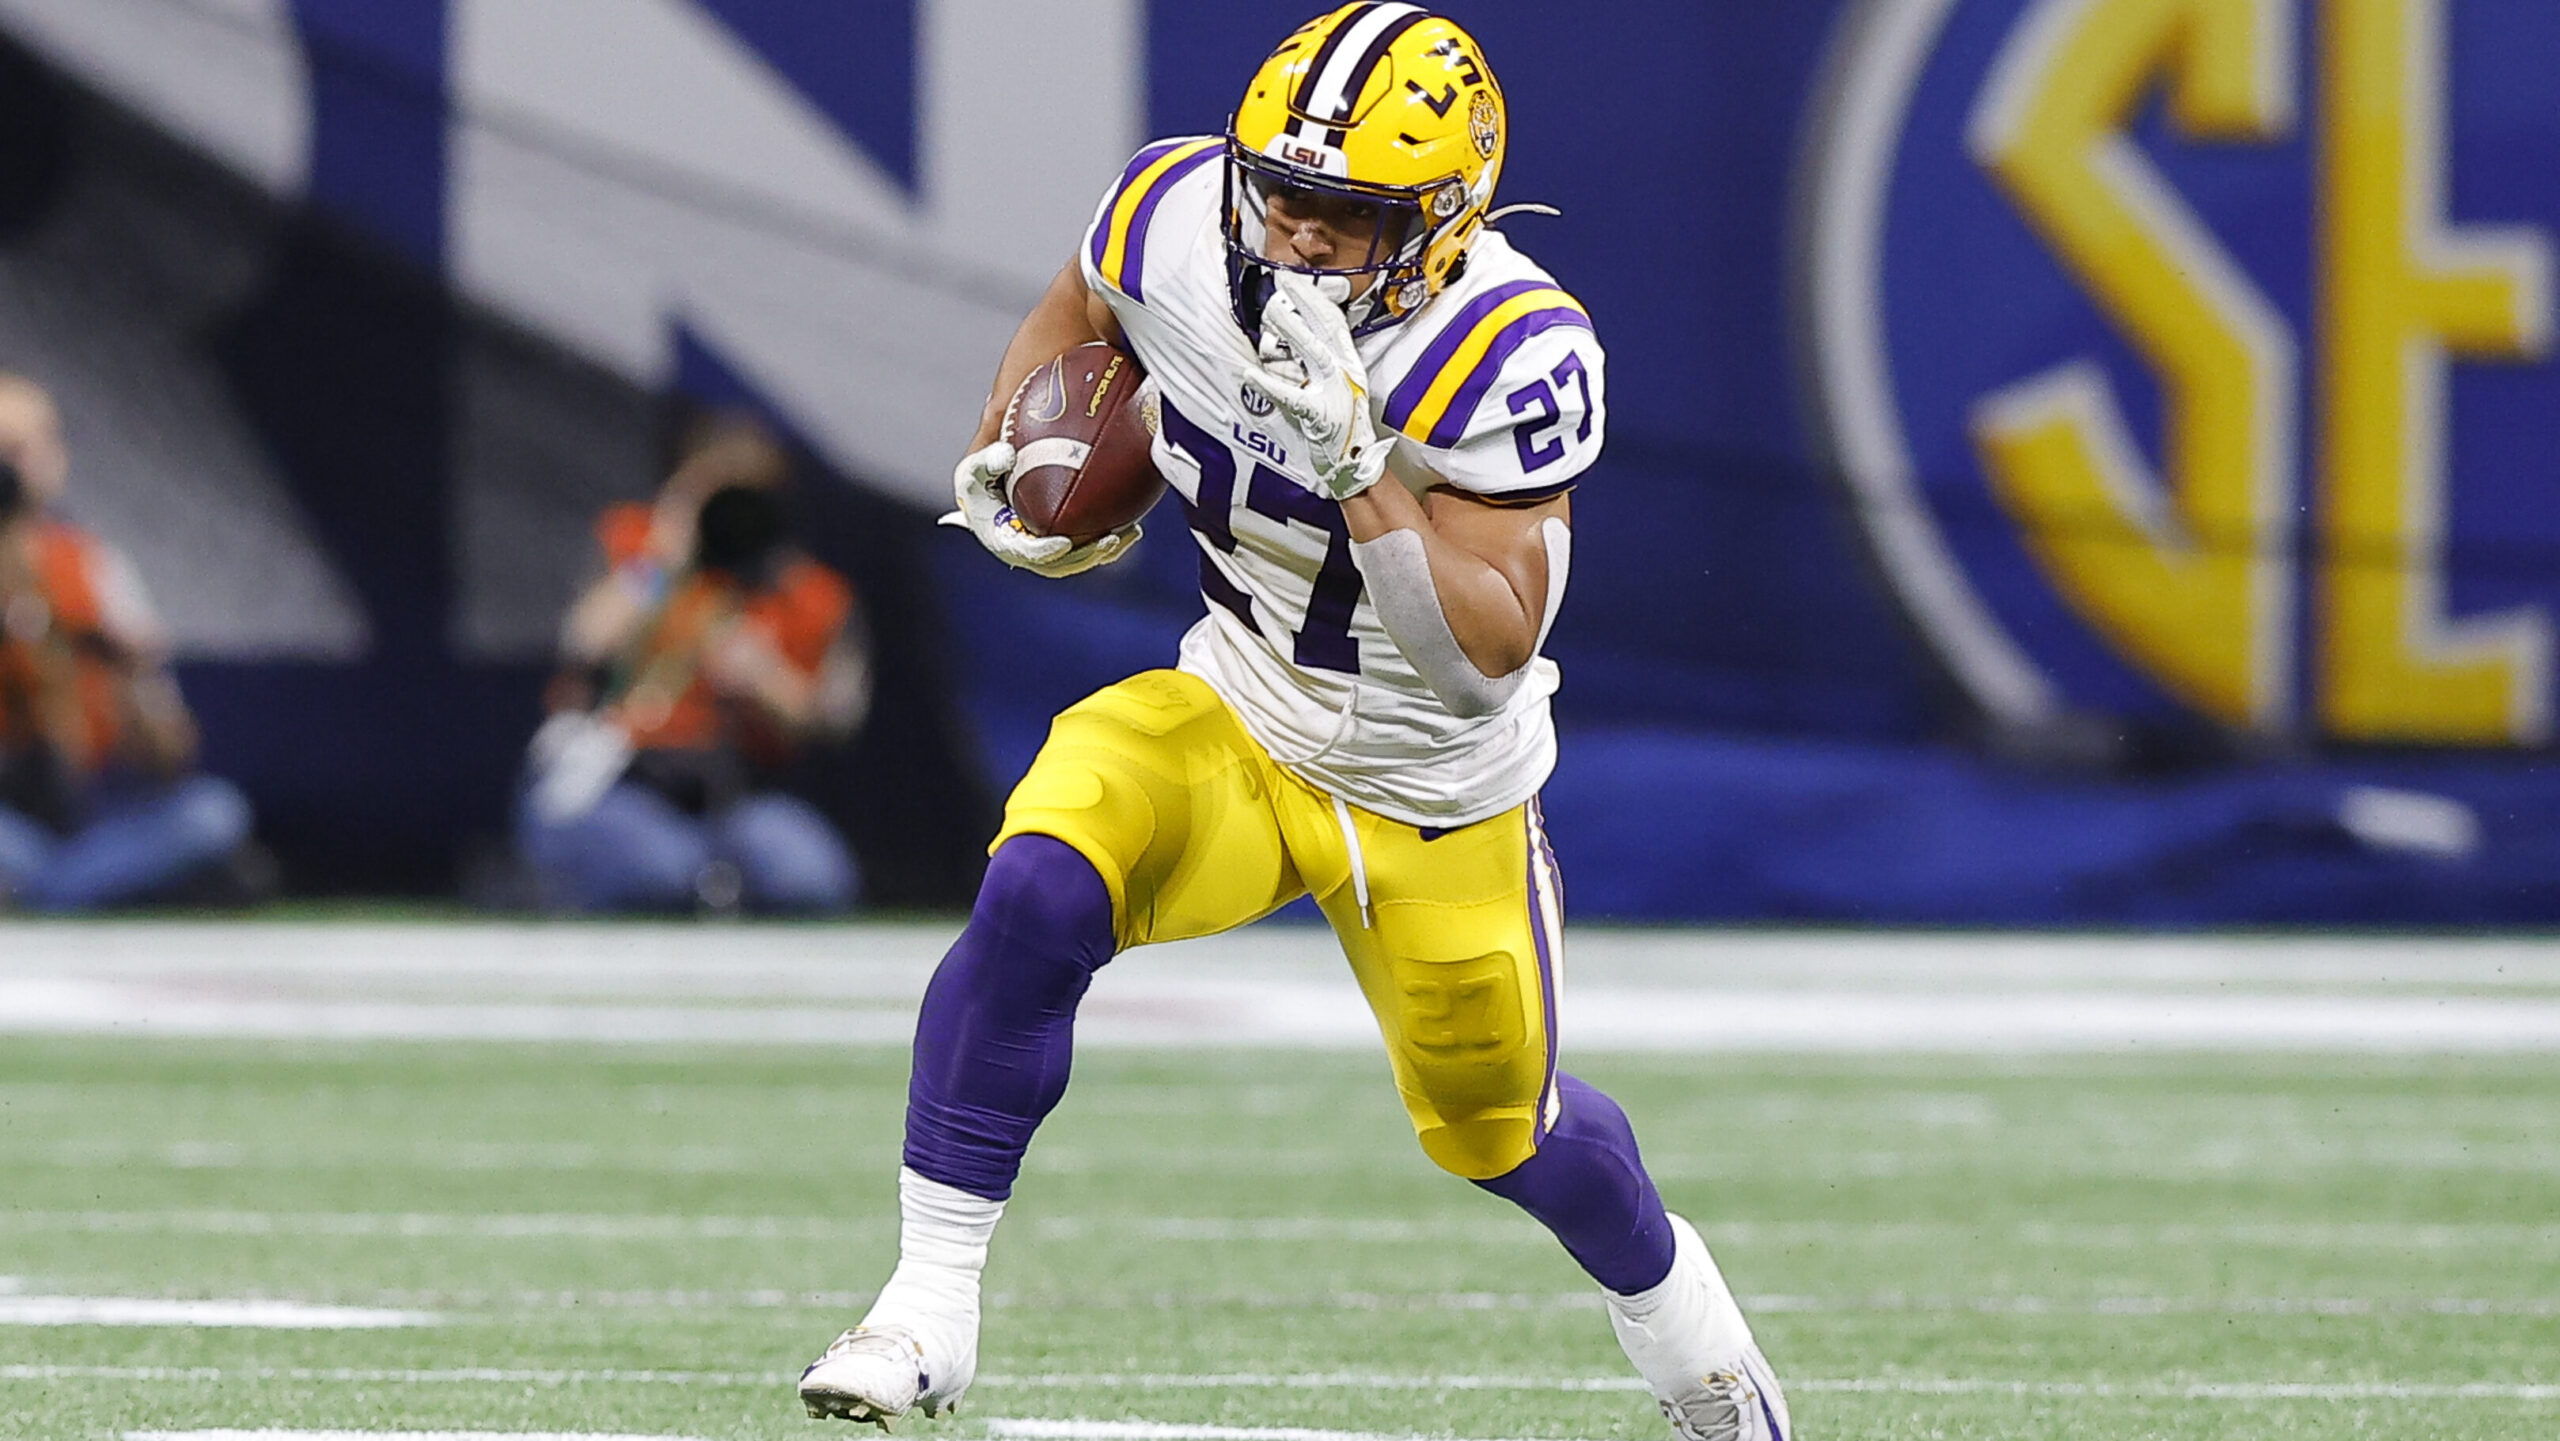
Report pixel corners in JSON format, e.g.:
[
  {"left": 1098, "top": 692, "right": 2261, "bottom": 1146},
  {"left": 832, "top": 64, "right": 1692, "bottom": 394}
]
[{"left": 1382, "top": 303, "right": 1606, "bottom": 502}]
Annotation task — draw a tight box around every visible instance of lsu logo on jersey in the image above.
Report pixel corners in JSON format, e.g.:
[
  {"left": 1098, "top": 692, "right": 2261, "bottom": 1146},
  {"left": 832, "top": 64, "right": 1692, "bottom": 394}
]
[{"left": 1806, "top": 0, "right": 2559, "bottom": 746}]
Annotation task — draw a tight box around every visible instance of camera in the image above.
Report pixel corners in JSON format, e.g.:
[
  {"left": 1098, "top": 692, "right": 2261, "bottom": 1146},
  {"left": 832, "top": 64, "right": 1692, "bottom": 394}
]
[{"left": 692, "top": 482, "right": 788, "bottom": 586}]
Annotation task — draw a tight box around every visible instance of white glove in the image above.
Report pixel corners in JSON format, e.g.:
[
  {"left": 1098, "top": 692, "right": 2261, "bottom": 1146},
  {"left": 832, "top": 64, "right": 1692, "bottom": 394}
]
[
  {"left": 937, "top": 440, "right": 1140, "bottom": 578},
  {"left": 1240, "top": 272, "right": 1394, "bottom": 501}
]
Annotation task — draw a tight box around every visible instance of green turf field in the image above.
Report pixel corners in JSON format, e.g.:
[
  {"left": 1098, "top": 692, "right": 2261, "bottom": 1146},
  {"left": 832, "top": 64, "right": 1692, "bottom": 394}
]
[{"left": 2, "top": 1038, "right": 2554, "bottom": 1440}]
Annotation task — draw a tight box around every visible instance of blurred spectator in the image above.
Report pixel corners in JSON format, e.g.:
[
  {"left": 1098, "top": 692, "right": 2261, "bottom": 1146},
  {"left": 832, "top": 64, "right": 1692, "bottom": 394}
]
[
  {"left": 519, "top": 414, "right": 869, "bottom": 913},
  {"left": 0, "top": 373, "right": 257, "bottom": 908}
]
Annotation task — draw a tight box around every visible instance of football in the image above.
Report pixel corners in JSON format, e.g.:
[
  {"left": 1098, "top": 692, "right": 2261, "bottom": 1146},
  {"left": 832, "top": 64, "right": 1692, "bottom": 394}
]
[{"left": 1000, "top": 341, "right": 1166, "bottom": 543}]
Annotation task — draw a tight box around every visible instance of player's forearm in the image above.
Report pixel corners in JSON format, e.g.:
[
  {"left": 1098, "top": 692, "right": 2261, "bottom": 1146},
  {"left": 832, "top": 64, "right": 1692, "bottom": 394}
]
[
  {"left": 971, "top": 262, "right": 1127, "bottom": 450},
  {"left": 1340, "top": 483, "right": 1546, "bottom": 677}
]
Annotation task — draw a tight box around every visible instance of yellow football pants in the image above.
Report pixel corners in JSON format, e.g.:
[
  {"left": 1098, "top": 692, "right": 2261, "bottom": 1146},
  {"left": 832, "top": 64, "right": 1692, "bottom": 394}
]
[{"left": 994, "top": 669, "right": 1565, "bottom": 1179}]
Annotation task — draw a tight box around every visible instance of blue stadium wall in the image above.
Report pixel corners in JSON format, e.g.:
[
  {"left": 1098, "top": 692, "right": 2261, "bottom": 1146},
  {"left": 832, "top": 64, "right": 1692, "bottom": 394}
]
[{"left": 2, "top": 0, "right": 2557, "bottom": 921}]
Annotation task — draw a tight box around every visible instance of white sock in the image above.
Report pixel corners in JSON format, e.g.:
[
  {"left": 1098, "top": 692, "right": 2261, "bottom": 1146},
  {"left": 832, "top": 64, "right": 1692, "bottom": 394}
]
[
  {"left": 861, "top": 1167, "right": 1006, "bottom": 1335},
  {"left": 1605, "top": 1217, "right": 1754, "bottom": 1385}
]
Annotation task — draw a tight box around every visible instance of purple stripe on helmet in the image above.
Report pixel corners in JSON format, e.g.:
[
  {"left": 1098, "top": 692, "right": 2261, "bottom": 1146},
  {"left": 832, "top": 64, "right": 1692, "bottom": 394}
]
[
  {"left": 1091, "top": 139, "right": 1187, "bottom": 274},
  {"left": 1118, "top": 144, "right": 1219, "bottom": 303},
  {"left": 1292, "top": 4, "right": 1372, "bottom": 115},
  {"left": 1525, "top": 801, "right": 1560, "bottom": 1139},
  {"left": 1383, "top": 280, "right": 1552, "bottom": 431},
  {"left": 1423, "top": 307, "right": 1596, "bottom": 449},
  {"left": 1317, "top": 6, "right": 1429, "bottom": 122}
]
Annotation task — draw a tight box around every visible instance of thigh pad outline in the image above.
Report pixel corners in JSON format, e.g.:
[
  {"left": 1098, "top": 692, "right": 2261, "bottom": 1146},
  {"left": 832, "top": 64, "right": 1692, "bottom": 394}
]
[{"left": 995, "top": 671, "right": 1302, "bottom": 950}]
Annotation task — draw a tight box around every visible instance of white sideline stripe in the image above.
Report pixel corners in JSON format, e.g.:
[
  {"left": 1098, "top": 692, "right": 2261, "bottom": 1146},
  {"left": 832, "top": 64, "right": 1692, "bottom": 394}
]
[
  {"left": 9, "top": 1366, "right": 2556, "bottom": 1403},
  {"left": 0, "top": 1296, "right": 432, "bottom": 1328},
  {"left": 10, "top": 922, "right": 2560, "bottom": 988},
  {"left": 11, "top": 982, "right": 2560, "bottom": 1051},
  {"left": 7, "top": 923, "right": 2560, "bottom": 1051}
]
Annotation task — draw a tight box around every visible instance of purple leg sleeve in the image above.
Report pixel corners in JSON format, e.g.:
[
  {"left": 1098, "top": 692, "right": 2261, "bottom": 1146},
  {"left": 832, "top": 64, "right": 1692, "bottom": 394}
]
[
  {"left": 1473, "top": 1073, "right": 1677, "bottom": 1294},
  {"left": 902, "top": 834, "right": 1117, "bottom": 1201}
]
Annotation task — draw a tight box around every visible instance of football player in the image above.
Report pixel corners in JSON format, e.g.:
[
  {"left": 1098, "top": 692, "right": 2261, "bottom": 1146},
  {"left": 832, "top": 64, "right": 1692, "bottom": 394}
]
[{"left": 799, "top": 7, "right": 1790, "bottom": 1439}]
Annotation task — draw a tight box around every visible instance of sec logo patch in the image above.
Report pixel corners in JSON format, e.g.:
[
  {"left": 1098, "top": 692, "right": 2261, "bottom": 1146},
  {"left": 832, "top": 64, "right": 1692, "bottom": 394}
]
[{"left": 1805, "top": 0, "right": 2560, "bottom": 746}]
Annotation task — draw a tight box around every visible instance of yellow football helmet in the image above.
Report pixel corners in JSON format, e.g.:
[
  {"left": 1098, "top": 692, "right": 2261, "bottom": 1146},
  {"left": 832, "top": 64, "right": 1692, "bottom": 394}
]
[{"left": 1226, "top": 3, "right": 1507, "bottom": 337}]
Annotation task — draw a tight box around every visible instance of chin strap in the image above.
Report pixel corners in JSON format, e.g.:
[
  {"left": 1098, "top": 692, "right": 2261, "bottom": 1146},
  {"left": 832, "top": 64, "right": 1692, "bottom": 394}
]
[{"left": 1485, "top": 202, "right": 1563, "bottom": 224}]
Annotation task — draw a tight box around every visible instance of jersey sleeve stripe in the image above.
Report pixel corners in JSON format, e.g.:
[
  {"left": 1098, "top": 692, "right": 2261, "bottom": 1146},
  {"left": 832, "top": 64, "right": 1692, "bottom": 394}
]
[
  {"left": 1094, "top": 138, "right": 1222, "bottom": 302},
  {"left": 1088, "top": 140, "right": 1186, "bottom": 275},
  {"left": 1383, "top": 279, "right": 1549, "bottom": 430},
  {"left": 1387, "top": 289, "right": 1593, "bottom": 448}
]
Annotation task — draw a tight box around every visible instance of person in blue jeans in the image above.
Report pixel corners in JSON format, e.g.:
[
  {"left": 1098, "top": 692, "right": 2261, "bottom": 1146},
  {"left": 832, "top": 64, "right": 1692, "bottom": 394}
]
[
  {"left": 518, "top": 416, "right": 869, "bottom": 914},
  {"left": 0, "top": 374, "right": 254, "bottom": 909}
]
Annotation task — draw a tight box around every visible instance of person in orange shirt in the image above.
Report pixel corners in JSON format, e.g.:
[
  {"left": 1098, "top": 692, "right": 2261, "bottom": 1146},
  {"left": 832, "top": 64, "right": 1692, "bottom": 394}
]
[
  {"left": 0, "top": 374, "right": 254, "bottom": 909},
  {"left": 518, "top": 416, "right": 868, "bottom": 912}
]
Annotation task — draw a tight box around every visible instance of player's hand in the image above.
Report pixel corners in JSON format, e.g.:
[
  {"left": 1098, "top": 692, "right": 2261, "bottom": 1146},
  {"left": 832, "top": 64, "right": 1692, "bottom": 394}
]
[
  {"left": 1240, "top": 271, "right": 1393, "bottom": 502},
  {"left": 938, "top": 441, "right": 1140, "bottom": 578}
]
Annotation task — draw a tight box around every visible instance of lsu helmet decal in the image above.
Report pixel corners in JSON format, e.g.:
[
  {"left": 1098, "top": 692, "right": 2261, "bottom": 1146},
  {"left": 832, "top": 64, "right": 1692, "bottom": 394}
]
[
  {"left": 1804, "top": 0, "right": 2560, "bottom": 748},
  {"left": 1226, "top": 3, "right": 1508, "bottom": 337}
]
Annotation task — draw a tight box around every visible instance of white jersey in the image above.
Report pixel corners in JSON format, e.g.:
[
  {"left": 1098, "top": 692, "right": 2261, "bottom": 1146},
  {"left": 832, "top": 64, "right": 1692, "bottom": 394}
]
[{"left": 1080, "top": 137, "right": 1606, "bottom": 828}]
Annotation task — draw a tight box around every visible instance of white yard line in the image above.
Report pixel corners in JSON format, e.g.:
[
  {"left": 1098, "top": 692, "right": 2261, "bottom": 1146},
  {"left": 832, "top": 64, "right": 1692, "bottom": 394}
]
[
  {"left": 8, "top": 1366, "right": 2553, "bottom": 1404},
  {"left": 5, "top": 924, "right": 2560, "bottom": 1050},
  {"left": 0, "top": 1210, "right": 886, "bottom": 1240},
  {"left": 128, "top": 1433, "right": 706, "bottom": 1441},
  {"left": 9, "top": 1279, "right": 2551, "bottom": 1318},
  {"left": 8, "top": 1209, "right": 2556, "bottom": 1251},
  {"left": 0, "top": 1296, "right": 433, "bottom": 1328},
  {"left": 19, "top": 1136, "right": 2560, "bottom": 1181},
  {"left": 986, "top": 1424, "right": 1558, "bottom": 1441},
  {"left": 977, "top": 1372, "right": 2560, "bottom": 1401}
]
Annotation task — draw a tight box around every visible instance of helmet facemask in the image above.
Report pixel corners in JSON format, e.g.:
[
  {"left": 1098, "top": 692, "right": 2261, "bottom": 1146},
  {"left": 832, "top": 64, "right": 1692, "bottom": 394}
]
[{"left": 1224, "top": 142, "right": 1449, "bottom": 340}]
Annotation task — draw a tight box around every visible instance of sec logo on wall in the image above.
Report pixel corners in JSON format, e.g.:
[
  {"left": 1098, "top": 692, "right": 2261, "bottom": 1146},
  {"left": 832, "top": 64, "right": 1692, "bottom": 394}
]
[{"left": 1805, "top": 0, "right": 2558, "bottom": 747}]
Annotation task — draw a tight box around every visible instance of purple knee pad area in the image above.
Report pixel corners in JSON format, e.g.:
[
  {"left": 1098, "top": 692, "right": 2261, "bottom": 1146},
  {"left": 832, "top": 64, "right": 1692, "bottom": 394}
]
[
  {"left": 903, "top": 834, "right": 1117, "bottom": 1200},
  {"left": 1473, "top": 1073, "right": 1678, "bottom": 1294}
]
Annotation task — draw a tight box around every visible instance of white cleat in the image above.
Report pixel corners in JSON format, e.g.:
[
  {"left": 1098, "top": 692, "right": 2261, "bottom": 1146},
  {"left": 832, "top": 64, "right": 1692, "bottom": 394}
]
[
  {"left": 1606, "top": 1214, "right": 1793, "bottom": 1441},
  {"left": 1649, "top": 1342, "right": 1792, "bottom": 1441},
  {"left": 797, "top": 1323, "right": 969, "bottom": 1428}
]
